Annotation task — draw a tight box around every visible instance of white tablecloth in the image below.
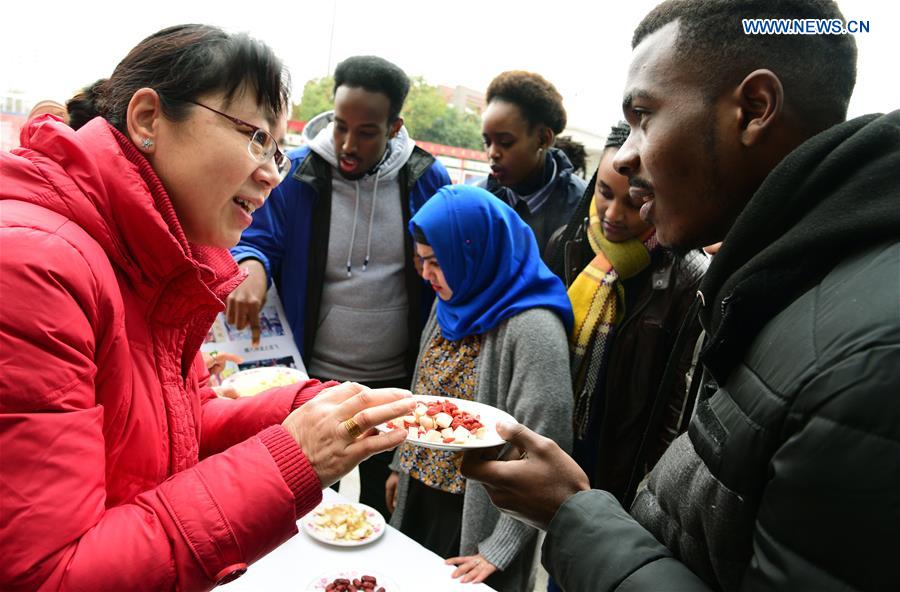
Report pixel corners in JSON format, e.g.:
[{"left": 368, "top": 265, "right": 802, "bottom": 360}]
[{"left": 224, "top": 488, "right": 497, "bottom": 591}]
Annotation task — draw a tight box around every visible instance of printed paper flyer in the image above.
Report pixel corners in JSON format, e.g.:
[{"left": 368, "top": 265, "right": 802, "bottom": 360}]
[{"left": 201, "top": 286, "right": 307, "bottom": 383}]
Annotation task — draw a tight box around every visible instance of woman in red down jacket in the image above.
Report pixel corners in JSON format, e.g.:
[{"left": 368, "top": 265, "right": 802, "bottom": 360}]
[{"left": 0, "top": 25, "right": 413, "bottom": 591}]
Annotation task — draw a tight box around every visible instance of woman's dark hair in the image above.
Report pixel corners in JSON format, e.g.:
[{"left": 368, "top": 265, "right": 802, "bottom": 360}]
[
  {"left": 66, "top": 79, "right": 106, "bottom": 130},
  {"left": 333, "top": 56, "right": 410, "bottom": 122},
  {"left": 553, "top": 135, "right": 587, "bottom": 177},
  {"left": 485, "top": 71, "right": 567, "bottom": 134},
  {"left": 411, "top": 223, "right": 430, "bottom": 246},
  {"left": 604, "top": 121, "right": 630, "bottom": 150},
  {"left": 70, "top": 24, "right": 290, "bottom": 134}
]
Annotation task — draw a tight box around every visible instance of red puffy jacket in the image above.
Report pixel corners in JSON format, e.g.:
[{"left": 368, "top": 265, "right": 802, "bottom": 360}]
[{"left": 0, "top": 117, "right": 332, "bottom": 590}]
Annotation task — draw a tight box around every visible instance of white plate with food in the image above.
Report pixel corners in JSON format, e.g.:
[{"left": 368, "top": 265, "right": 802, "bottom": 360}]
[
  {"left": 304, "top": 568, "right": 399, "bottom": 591},
  {"left": 377, "top": 394, "right": 517, "bottom": 451},
  {"left": 219, "top": 366, "right": 307, "bottom": 397},
  {"left": 301, "top": 502, "right": 386, "bottom": 547}
]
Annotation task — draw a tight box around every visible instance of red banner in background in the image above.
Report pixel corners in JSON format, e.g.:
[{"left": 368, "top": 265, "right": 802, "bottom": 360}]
[{"left": 414, "top": 140, "right": 487, "bottom": 162}]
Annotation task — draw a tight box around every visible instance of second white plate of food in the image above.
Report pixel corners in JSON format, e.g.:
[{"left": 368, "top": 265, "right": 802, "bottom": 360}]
[
  {"left": 376, "top": 394, "right": 517, "bottom": 451},
  {"left": 301, "top": 502, "right": 386, "bottom": 547},
  {"left": 220, "top": 366, "right": 307, "bottom": 397}
]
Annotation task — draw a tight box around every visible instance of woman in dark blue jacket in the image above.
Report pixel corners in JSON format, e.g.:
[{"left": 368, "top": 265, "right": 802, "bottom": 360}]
[{"left": 478, "top": 71, "right": 586, "bottom": 280}]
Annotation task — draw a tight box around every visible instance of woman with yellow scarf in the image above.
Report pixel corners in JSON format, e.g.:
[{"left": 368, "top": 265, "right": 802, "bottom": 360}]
[{"left": 561, "top": 122, "right": 709, "bottom": 507}]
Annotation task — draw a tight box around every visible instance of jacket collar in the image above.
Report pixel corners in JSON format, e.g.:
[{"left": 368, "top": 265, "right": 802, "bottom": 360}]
[
  {"left": 293, "top": 145, "right": 437, "bottom": 199},
  {"left": 698, "top": 111, "right": 900, "bottom": 381},
  {"left": 15, "top": 117, "right": 243, "bottom": 312}
]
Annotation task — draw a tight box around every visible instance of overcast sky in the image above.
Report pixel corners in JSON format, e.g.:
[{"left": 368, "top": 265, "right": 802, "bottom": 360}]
[{"left": 3, "top": 0, "right": 897, "bottom": 133}]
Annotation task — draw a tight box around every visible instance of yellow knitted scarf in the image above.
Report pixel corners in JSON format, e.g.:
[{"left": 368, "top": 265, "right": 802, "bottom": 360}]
[{"left": 568, "top": 195, "right": 656, "bottom": 437}]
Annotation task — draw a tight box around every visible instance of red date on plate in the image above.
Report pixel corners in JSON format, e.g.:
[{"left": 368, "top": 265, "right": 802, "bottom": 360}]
[{"left": 324, "top": 574, "right": 385, "bottom": 592}]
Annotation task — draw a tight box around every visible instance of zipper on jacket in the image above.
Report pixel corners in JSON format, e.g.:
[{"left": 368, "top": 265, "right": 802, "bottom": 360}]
[
  {"left": 718, "top": 295, "right": 734, "bottom": 344},
  {"left": 606, "top": 252, "right": 675, "bottom": 366}
]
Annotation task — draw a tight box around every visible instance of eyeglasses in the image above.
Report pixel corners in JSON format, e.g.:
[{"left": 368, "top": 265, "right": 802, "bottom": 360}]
[{"left": 187, "top": 100, "right": 292, "bottom": 181}]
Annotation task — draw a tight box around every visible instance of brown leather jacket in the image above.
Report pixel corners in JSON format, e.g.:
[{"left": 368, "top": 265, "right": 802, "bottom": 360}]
[{"left": 554, "top": 180, "right": 708, "bottom": 505}]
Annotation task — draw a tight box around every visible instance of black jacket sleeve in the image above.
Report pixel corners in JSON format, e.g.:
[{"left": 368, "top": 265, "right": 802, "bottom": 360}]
[
  {"left": 544, "top": 336, "right": 900, "bottom": 591},
  {"left": 542, "top": 490, "right": 712, "bottom": 591}
]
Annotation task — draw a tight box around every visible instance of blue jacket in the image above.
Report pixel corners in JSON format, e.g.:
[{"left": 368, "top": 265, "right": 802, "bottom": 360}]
[{"left": 232, "top": 144, "right": 450, "bottom": 374}]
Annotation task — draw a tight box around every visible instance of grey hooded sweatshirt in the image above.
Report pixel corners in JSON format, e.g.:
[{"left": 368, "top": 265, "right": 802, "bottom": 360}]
[{"left": 304, "top": 111, "right": 416, "bottom": 382}]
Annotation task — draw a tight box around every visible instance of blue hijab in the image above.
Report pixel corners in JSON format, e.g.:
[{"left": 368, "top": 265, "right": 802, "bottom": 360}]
[{"left": 410, "top": 184, "right": 573, "bottom": 341}]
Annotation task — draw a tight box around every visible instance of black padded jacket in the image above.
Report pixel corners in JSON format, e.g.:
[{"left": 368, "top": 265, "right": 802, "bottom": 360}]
[{"left": 543, "top": 111, "right": 900, "bottom": 591}]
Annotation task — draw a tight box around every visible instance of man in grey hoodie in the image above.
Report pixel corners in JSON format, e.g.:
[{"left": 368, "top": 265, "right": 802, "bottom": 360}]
[{"left": 229, "top": 56, "right": 450, "bottom": 517}]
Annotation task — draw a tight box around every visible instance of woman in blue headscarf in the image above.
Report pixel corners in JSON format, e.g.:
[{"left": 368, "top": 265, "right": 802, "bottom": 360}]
[{"left": 385, "top": 184, "right": 573, "bottom": 592}]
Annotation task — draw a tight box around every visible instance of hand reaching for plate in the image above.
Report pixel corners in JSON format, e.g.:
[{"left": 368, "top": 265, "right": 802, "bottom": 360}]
[
  {"left": 461, "top": 421, "right": 590, "bottom": 531},
  {"left": 282, "top": 382, "right": 415, "bottom": 487}
]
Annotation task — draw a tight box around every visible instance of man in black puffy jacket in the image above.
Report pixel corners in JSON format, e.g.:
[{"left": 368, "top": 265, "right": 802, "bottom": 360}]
[{"left": 462, "top": 1, "right": 900, "bottom": 590}]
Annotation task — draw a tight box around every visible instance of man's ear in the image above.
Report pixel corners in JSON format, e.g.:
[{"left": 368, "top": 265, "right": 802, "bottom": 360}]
[
  {"left": 389, "top": 117, "right": 404, "bottom": 138},
  {"left": 126, "top": 88, "right": 163, "bottom": 153},
  {"left": 735, "top": 69, "right": 784, "bottom": 147}
]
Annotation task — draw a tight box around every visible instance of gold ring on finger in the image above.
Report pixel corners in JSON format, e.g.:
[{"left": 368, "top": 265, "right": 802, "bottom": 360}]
[{"left": 342, "top": 417, "right": 363, "bottom": 439}]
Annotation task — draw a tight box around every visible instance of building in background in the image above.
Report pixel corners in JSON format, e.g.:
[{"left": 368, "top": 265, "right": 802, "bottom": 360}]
[
  {"left": 439, "top": 85, "right": 486, "bottom": 114},
  {"left": 415, "top": 140, "right": 490, "bottom": 184},
  {"left": 284, "top": 119, "right": 307, "bottom": 149},
  {"left": 1, "top": 92, "right": 29, "bottom": 151}
]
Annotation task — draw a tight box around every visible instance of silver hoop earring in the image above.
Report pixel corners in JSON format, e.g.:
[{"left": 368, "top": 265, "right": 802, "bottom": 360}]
[{"left": 141, "top": 138, "right": 154, "bottom": 150}]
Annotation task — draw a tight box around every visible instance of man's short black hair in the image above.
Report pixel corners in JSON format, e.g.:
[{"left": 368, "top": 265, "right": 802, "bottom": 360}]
[
  {"left": 333, "top": 55, "right": 410, "bottom": 122},
  {"left": 633, "top": 0, "right": 857, "bottom": 130}
]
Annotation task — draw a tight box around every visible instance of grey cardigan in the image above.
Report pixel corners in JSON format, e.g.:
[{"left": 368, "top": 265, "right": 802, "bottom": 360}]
[{"left": 390, "top": 306, "right": 573, "bottom": 592}]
